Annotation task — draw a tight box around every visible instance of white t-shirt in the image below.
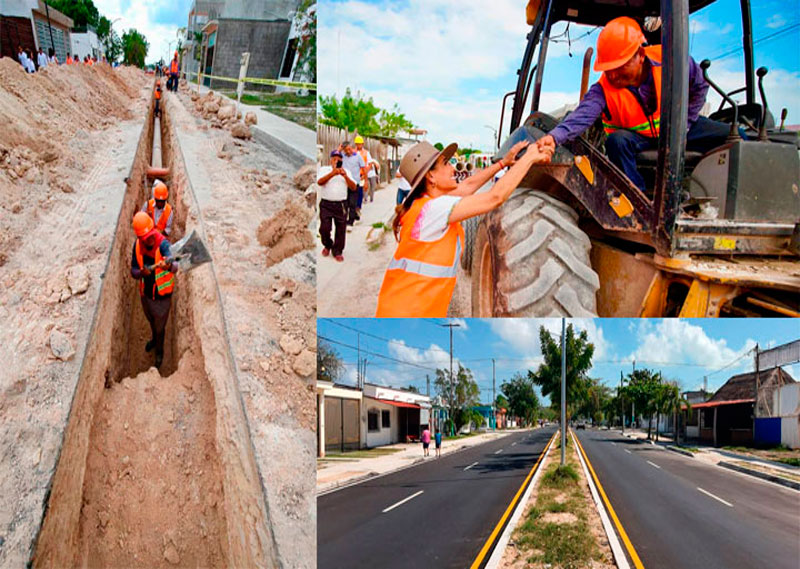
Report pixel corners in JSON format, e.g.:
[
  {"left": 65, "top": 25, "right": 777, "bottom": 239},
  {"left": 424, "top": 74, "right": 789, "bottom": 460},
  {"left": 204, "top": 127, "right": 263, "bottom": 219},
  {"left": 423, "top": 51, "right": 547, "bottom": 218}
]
[
  {"left": 409, "top": 195, "right": 462, "bottom": 242},
  {"left": 318, "top": 165, "right": 355, "bottom": 201},
  {"left": 397, "top": 176, "right": 412, "bottom": 191},
  {"left": 365, "top": 152, "right": 378, "bottom": 179}
]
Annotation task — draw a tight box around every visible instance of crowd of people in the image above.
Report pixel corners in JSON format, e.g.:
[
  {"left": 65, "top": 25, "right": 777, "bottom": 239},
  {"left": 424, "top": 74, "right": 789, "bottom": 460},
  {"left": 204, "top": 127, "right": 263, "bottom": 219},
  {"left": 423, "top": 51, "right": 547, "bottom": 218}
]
[
  {"left": 16, "top": 44, "right": 109, "bottom": 72},
  {"left": 316, "top": 136, "right": 381, "bottom": 262}
]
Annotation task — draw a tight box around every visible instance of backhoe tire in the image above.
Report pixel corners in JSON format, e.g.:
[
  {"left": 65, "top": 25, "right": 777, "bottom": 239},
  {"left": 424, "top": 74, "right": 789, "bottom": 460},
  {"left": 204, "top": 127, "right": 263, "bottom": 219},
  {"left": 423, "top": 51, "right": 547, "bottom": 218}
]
[
  {"left": 471, "top": 188, "right": 599, "bottom": 317},
  {"left": 460, "top": 215, "right": 481, "bottom": 273}
]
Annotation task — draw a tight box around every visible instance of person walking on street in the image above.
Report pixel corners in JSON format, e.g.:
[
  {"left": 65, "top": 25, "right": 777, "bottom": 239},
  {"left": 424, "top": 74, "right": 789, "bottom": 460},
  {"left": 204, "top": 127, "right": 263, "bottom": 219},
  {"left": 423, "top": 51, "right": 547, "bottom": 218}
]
[
  {"left": 355, "top": 136, "right": 378, "bottom": 204},
  {"left": 340, "top": 140, "right": 366, "bottom": 228},
  {"left": 395, "top": 170, "right": 412, "bottom": 205},
  {"left": 375, "top": 140, "right": 552, "bottom": 317},
  {"left": 142, "top": 180, "right": 174, "bottom": 236},
  {"left": 421, "top": 427, "right": 431, "bottom": 457},
  {"left": 434, "top": 430, "right": 442, "bottom": 458},
  {"left": 36, "top": 47, "right": 48, "bottom": 70},
  {"left": 317, "top": 150, "right": 356, "bottom": 262},
  {"left": 130, "top": 212, "right": 178, "bottom": 368}
]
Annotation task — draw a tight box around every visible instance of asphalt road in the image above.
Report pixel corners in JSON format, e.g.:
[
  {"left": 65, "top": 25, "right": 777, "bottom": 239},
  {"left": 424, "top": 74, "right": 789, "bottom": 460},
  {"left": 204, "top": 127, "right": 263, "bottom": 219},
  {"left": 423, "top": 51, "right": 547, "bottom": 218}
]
[
  {"left": 577, "top": 429, "right": 800, "bottom": 569},
  {"left": 318, "top": 426, "right": 557, "bottom": 569}
]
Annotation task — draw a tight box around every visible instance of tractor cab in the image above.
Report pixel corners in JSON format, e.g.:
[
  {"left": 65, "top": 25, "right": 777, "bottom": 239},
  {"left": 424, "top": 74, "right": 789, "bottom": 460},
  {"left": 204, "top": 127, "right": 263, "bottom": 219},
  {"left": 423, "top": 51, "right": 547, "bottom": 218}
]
[{"left": 470, "top": 0, "right": 799, "bottom": 317}]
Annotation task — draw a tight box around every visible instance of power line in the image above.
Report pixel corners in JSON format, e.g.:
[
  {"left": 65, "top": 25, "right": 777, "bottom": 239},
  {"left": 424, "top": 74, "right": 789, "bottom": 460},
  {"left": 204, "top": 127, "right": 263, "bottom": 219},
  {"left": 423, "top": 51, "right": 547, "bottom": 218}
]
[
  {"left": 318, "top": 335, "right": 440, "bottom": 372},
  {"left": 320, "top": 318, "right": 435, "bottom": 352},
  {"left": 712, "top": 21, "right": 800, "bottom": 61}
]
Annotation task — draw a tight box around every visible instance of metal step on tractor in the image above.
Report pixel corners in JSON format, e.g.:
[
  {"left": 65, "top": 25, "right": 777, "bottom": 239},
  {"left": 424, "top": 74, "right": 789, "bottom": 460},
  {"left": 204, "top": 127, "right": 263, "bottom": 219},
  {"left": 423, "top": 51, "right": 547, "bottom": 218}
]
[{"left": 465, "top": 0, "right": 800, "bottom": 318}]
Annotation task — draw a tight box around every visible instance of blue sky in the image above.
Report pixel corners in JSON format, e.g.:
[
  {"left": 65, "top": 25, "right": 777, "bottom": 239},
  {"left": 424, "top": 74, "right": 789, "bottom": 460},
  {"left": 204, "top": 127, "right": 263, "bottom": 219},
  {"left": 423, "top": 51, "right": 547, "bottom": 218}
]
[
  {"left": 318, "top": 318, "right": 800, "bottom": 406},
  {"left": 95, "top": 0, "right": 193, "bottom": 64},
  {"left": 318, "top": 0, "right": 800, "bottom": 150}
]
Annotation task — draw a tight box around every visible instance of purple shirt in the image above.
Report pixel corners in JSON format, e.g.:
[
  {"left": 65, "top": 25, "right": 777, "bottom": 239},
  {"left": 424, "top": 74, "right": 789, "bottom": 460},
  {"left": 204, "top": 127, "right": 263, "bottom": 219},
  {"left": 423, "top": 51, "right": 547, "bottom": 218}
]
[
  {"left": 549, "top": 55, "right": 709, "bottom": 145},
  {"left": 421, "top": 429, "right": 431, "bottom": 444}
]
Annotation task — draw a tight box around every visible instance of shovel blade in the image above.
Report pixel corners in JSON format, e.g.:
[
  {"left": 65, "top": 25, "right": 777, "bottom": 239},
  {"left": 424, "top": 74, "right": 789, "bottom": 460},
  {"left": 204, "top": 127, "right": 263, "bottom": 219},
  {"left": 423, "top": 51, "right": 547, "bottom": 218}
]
[{"left": 171, "top": 229, "right": 212, "bottom": 271}]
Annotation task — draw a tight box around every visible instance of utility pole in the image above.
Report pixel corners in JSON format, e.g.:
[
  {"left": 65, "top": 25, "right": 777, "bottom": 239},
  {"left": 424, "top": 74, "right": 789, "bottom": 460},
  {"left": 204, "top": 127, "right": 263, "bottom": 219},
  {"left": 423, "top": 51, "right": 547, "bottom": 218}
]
[
  {"left": 620, "top": 370, "right": 625, "bottom": 434},
  {"left": 440, "top": 322, "right": 461, "bottom": 436},
  {"left": 426, "top": 374, "right": 430, "bottom": 397},
  {"left": 631, "top": 359, "right": 636, "bottom": 429},
  {"left": 356, "top": 332, "right": 361, "bottom": 388},
  {"left": 492, "top": 359, "right": 496, "bottom": 431},
  {"left": 561, "top": 318, "right": 566, "bottom": 466}
]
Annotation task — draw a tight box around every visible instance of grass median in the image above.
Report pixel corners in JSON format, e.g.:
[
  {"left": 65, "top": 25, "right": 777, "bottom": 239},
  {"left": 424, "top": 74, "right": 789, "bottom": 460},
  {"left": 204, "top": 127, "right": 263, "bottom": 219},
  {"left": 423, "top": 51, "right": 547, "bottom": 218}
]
[
  {"left": 506, "top": 433, "right": 614, "bottom": 569},
  {"left": 223, "top": 91, "right": 315, "bottom": 130}
]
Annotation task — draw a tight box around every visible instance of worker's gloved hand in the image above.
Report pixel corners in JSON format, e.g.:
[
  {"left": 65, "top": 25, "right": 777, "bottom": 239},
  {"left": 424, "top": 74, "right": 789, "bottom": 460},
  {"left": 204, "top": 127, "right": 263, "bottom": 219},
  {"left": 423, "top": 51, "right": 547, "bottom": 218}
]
[
  {"left": 141, "top": 266, "right": 152, "bottom": 277},
  {"left": 536, "top": 135, "right": 556, "bottom": 156}
]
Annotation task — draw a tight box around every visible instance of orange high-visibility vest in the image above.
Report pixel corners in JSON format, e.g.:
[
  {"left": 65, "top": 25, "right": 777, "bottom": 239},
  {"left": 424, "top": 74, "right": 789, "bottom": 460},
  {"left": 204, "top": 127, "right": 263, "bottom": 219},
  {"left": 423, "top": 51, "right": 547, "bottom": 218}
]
[
  {"left": 358, "top": 149, "right": 369, "bottom": 180},
  {"left": 376, "top": 195, "right": 464, "bottom": 317},
  {"left": 66, "top": 56, "right": 73, "bottom": 64},
  {"left": 146, "top": 199, "right": 172, "bottom": 233},
  {"left": 155, "top": 87, "right": 162, "bottom": 100},
  {"left": 170, "top": 60, "right": 179, "bottom": 73},
  {"left": 135, "top": 238, "right": 174, "bottom": 298},
  {"left": 599, "top": 45, "right": 662, "bottom": 138}
]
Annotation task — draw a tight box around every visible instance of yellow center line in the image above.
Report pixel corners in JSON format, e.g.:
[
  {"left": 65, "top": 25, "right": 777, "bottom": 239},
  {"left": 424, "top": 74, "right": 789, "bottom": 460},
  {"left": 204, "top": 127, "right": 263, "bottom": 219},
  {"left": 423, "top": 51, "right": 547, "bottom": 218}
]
[
  {"left": 574, "top": 433, "right": 646, "bottom": 569},
  {"left": 469, "top": 431, "right": 557, "bottom": 569}
]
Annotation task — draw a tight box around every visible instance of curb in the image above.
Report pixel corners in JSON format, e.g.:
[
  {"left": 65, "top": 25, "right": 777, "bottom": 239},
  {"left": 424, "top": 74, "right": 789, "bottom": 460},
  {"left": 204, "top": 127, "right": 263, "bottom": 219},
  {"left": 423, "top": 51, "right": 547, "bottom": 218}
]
[
  {"left": 251, "top": 127, "right": 311, "bottom": 170},
  {"left": 665, "top": 445, "right": 696, "bottom": 458},
  {"left": 718, "top": 461, "right": 800, "bottom": 491},
  {"left": 317, "top": 432, "right": 522, "bottom": 496},
  {"left": 573, "top": 432, "right": 631, "bottom": 569}
]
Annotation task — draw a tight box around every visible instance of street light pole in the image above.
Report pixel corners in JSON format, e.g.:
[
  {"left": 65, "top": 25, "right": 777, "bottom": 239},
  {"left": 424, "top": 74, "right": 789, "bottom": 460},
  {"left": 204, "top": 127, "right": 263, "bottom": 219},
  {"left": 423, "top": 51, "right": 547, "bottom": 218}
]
[
  {"left": 620, "top": 370, "right": 625, "bottom": 434},
  {"left": 440, "top": 322, "right": 461, "bottom": 436},
  {"left": 492, "top": 358, "right": 496, "bottom": 431},
  {"left": 561, "top": 318, "right": 566, "bottom": 466}
]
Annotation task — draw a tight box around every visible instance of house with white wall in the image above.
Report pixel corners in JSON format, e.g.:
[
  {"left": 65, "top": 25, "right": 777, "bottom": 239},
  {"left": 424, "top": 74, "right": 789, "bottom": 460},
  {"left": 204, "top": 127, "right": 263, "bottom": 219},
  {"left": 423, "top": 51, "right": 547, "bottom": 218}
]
[{"left": 362, "top": 384, "right": 431, "bottom": 448}]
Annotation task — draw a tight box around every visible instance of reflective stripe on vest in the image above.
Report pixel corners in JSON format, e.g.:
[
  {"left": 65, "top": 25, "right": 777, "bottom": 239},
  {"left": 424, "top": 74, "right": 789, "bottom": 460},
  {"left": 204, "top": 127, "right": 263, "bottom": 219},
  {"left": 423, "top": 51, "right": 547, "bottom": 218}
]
[
  {"left": 599, "top": 45, "right": 662, "bottom": 138},
  {"left": 135, "top": 239, "right": 174, "bottom": 298},
  {"left": 376, "top": 196, "right": 464, "bottom": 317},
  {"left": 147, "top": 200, "right": 172, "bottom": 232}
]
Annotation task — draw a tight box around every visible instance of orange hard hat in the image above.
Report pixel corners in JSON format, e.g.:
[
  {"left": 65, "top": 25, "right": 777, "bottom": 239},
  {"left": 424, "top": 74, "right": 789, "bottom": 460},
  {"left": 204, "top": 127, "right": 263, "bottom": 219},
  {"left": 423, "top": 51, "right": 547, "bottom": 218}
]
[
  {"left": 174, "top": 51, "right": 178, "bottom": 57},
  {"left": 594, "top": 17, "right": 646, "bottom": 72},
  {"left": 153, "top": 180, "right": 168, "bottom": 200},
  {"left": 133, "top": 211, "right": 154, "bottom": 237}
]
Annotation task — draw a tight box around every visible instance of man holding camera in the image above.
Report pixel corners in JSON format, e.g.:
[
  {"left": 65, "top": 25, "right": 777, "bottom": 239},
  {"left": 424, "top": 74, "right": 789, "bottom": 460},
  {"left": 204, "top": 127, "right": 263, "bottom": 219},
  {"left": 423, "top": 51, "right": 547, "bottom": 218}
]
[{"left": 317, "top": 150, "right": 357, "bottom": 262}]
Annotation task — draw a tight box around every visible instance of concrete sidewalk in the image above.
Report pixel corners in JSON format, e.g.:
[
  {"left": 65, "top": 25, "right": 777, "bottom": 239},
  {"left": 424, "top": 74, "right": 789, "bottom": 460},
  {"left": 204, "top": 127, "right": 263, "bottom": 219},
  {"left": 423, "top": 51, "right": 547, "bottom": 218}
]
[
  {"left": 317, "top": 429, "right": 532, "bottom": 494},
  {"left": 189, "top": 84, "right": 315, "bottom": 164}
]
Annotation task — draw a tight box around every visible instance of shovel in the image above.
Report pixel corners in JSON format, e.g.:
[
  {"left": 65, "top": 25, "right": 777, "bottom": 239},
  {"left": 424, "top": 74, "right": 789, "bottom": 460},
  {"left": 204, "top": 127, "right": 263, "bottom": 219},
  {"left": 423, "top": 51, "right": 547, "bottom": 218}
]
[{"left": 147, "top": 229, "right": 212, "bottom": 272}]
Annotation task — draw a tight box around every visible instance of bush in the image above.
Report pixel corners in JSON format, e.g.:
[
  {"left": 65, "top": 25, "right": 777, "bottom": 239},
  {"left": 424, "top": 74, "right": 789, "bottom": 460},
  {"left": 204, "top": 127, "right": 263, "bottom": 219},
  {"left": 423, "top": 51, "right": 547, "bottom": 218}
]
[{"left": 543, "top": 464, "right": 579, "bottom": 489}]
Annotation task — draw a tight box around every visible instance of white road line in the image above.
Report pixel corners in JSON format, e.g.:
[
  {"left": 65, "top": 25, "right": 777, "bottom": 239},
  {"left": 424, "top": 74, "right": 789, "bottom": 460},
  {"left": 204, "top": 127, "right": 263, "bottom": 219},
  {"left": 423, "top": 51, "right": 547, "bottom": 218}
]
[
  {"left": 697, "top": 487, "right": 733, "bottom": 507},
  {"left": 611, "top": 442, "right": 617, "bottom": 446},
  {"left": 625, "top": 449, "right": 632, "bottom": 454},
  {"left": 464, "top": 461, "right": 478, "bottom": 471},
  {"left": 511, "top": 442, "right": 517, "bottom": 446},
  {"left": 494, "top": 449, "right": 503, "bottom": 454},
  {"left": 382, "top": 490, "right": 424, "bottom": 513},
  {"left": 647, "top": 460, "right": 661, "bottom": 469}
]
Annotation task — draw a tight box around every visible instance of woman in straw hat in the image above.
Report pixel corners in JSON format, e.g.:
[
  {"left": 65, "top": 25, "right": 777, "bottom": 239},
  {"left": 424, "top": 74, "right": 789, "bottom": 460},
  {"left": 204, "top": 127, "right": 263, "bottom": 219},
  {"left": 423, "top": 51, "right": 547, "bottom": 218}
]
[{"left": 375, "top": 140, "right": 552, "bottom": 317}]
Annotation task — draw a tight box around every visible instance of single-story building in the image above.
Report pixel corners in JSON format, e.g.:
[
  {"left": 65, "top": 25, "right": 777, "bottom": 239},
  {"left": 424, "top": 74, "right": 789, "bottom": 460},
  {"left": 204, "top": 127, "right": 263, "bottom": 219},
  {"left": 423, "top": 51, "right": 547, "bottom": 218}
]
[
  {"left": 472, "top": 405, "right": 496, "bottom": 430},
  {"left": 362, "top": 384, "right": 431, "bottom": 447},
  {"left": 683, "top": 367, "right": 795, "bottom": 447},
  {"left": 0, "top": 0, "right": 73, "bottom": 63},
  {"left": 316, "top": 380, "right": 361, "bottom": 457}
]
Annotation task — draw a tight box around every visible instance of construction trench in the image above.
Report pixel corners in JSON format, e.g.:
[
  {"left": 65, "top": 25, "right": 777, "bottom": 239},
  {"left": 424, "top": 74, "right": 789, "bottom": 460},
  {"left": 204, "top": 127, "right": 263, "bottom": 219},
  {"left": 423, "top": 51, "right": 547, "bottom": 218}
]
[{"left": 31, "top": 90, "right": 278, "bottom": 568}]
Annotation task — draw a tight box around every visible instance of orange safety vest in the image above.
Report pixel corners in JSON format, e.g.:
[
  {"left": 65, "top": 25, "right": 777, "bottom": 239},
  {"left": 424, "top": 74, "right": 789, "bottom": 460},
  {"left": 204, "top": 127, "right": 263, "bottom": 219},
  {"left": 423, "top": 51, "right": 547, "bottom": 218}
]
[
  {"left": 376, "top": 195, "right": 464, "bottom": 317},
  {"left": 135, "top": 238, "right": 175, "bottom": 298},
  {"left": 358, "top": 149, "right": 370, "bottom": 180},
  {"left": 146, "top": 199, "right": 172, "bottom": 232},
  {"left": 170, "top": 60, "right": 179, "bottom": 74},
  {"left": 599, "top": 45, "right": 662, "bottom": 138},
  {"left": 155, "top": 87, "right": 162, "bottom": 100}
]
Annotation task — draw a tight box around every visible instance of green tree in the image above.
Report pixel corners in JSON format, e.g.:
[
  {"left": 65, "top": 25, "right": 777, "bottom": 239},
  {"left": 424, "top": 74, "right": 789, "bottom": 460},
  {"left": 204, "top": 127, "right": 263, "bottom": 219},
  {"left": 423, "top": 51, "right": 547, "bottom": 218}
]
[
  {"left": 48, "top": 0, "right": 99, "bottom": 28},
  {"left": 501, "top": 372, "right": 540, "bottom": 427},
  {"left": 623, "top": 368, "right": 662, "bottom": 440},
  {"left": 319, "top": 89, "right": 381, "bottom": 135},
  {"left": 576, "top": 379, "right": 612, "bottom": 426},
  {"left": 495, "top": 394, "right": 509, "bottom": 410},
  {"left": 122, "top": 29, "right": 149, "bottom": 68},
  {"left": 434, "top": 364, "right": 480, "bottom": 433},
  {"left": 317, "top": 341, "right": 344, "bottom": 383},
  {"left": 433, "top": 142, "right": 444, "bottom": 151},
  {"left": 654, "top": 381, "right": 689, "bottom": 443},
  {"left": 529, "top": 324, "right": 594, "bottom": 426},
  {"left": 378, "top": 104, "right": 414, "bottom": 137}
]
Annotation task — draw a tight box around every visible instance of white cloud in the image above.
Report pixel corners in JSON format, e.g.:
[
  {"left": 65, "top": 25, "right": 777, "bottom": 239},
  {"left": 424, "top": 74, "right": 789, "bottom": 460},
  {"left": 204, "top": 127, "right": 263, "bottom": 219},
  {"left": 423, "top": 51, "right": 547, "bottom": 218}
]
[
  {"left": 388, "top": 340, "right": 455, "bottom": 369},
  {"left": 766, "top": 14, "right": 787, "bottom": 29},
  {"left": 487, "top": 318, "right": 611, "bottom": 363},
  {"left": 702, "top": 61, "right": 800, "bottom": 120},
  {"left": 95, "top": 0, "right": 185, "bottom": 65}
]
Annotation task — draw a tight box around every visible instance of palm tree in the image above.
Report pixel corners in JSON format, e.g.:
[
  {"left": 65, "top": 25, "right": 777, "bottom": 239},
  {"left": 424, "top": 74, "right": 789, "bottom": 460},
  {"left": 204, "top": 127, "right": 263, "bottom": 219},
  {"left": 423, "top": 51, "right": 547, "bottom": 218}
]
[{"left": 656, "top": 382, "right": 689, "bottom": 443}]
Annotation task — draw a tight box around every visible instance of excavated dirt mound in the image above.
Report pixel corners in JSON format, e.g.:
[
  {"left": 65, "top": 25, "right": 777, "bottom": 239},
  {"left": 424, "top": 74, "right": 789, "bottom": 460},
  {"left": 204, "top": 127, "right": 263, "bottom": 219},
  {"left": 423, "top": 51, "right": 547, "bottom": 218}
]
[{"left": 256, "top": 199, "right": 315, "bottom": 266}]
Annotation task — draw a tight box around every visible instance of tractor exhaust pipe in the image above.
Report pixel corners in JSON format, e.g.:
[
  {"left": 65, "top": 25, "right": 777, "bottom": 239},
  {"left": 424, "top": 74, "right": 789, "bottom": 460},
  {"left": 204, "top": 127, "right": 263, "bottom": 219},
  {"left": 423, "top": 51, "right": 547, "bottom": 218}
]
[{"left": 580, "top": 47, "right": 593, "bottom": 101}]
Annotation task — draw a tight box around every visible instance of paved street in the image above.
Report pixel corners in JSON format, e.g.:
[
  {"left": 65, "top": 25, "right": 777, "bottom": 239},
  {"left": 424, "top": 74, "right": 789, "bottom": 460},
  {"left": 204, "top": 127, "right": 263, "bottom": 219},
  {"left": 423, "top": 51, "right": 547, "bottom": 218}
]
[
  {"left": 318, "top": 426, "right": 557, "bottom": 569},
  {"left": 577, "top": 429, "right": 800, "bottom": 569}
]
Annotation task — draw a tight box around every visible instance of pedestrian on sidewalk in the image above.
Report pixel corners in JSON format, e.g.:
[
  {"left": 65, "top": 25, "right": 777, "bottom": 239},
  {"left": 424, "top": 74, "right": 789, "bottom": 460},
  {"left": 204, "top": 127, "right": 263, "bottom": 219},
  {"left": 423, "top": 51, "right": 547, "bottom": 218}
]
[
  {"left": 395, "top": 170, "right": 412, "bottom": 205},
  {"left": 421, "top": 427, "right": 431, "bottom": 457},
  {"left": 142, "top": 180, "right": 173, "bottom": 237},
  {"left": 36, "top": 47, "right": 48, "bottom": 70},
  {"left": 47, "top": 48, "right": 58, "bottom": 65},
  {"left": 17, "top": 46, "right": 32, "bottom": 73},
  {"left": 317, "top": 150, "right": 356, "bottom": 262},
  {"left": 355, "top": 136, "right": 379, "bottom": 203},
  {"left": 130, "top": 212, "right": 178, "bottom": 368},
  {"left": 375, "top": 140, "right": 553, "bottom": 317},
  {"left": 435, "top": 430, "right": 442, "bottom": 457},
  {"left": 340, "top": 140, "right": 366, "bottom": 227}
]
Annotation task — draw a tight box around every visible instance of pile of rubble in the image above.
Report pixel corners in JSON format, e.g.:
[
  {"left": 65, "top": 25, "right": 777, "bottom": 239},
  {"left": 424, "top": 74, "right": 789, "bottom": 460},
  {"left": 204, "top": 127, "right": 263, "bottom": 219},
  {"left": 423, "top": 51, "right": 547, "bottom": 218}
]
[{"left": 188, "top": 88, "right": 257, "bottom": 140}]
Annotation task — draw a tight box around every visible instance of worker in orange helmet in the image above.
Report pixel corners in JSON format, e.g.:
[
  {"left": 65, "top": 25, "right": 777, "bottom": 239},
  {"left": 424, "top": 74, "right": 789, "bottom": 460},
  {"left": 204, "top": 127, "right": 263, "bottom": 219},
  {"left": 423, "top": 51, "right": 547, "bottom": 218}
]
[
  {"left": 142, "top": 179, "right": 173, "bottom": 236},
  {"left": 168, "top": 50, "right": 179, "bottom": 92},
  {"left": 131, "top": 211, "right": 177, "bottom": 368},
  {"left": 536, "top": 16, "right": 735, "bottom": 192},
  {"left": 154, "top": 79, "right": 163, "bottom": 118}
]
